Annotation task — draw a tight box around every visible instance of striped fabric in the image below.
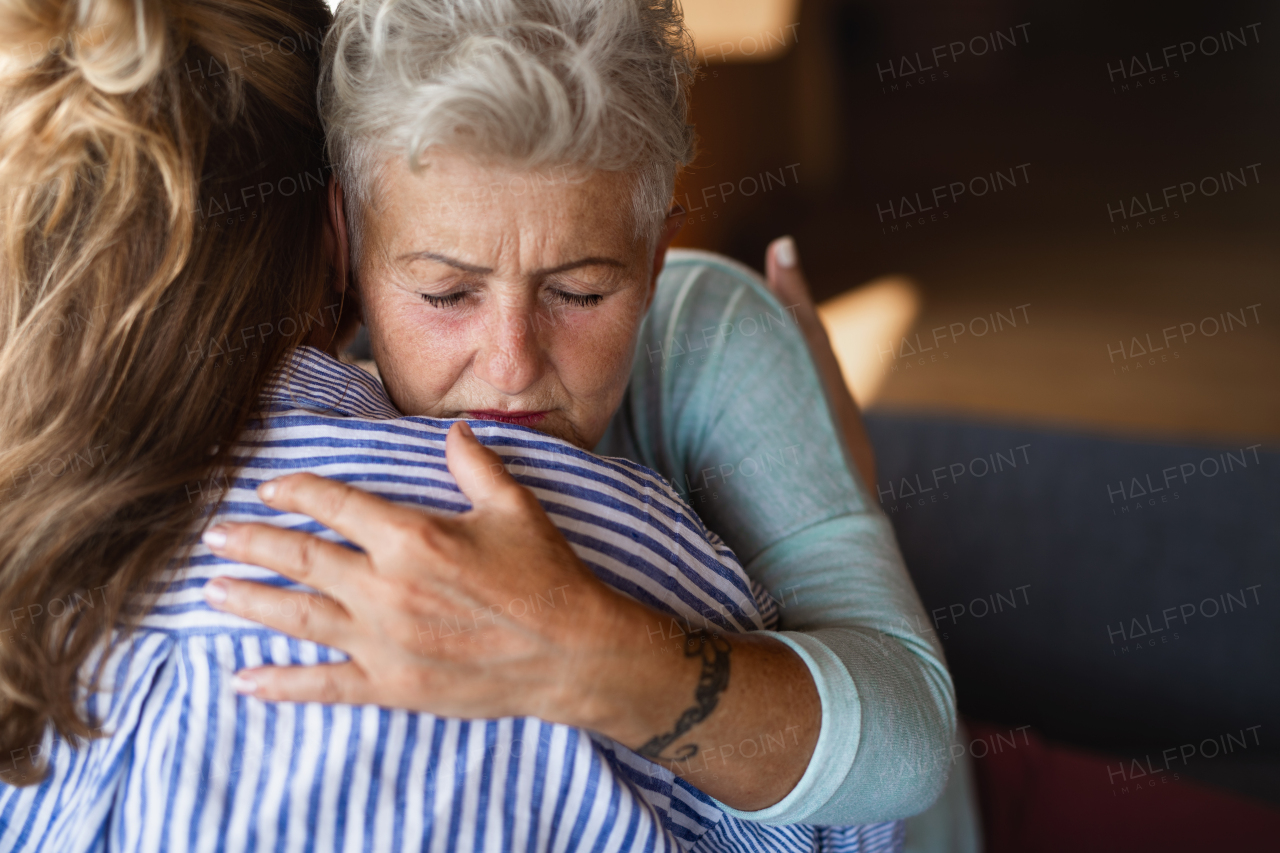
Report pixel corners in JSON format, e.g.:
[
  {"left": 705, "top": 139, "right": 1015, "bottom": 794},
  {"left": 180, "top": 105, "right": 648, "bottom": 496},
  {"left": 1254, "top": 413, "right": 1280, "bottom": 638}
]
[{"left": 0, "top": 347, "right": 903, "bottom": 853}]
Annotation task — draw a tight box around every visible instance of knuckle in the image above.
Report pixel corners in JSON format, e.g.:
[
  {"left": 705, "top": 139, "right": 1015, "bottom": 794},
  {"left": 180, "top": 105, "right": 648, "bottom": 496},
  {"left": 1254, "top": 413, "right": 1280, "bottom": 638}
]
[
  {"left": 387, "top": 516, "right": 434, "bottom": 556},
  {"left": 318, "top": 668, "right": 343, "bottom": 704},
  {"left": 294, "top": 536, "right": 322, "bottom": 581},
  {"left": 293, "top": 597, "right": 318, "bottom": 633},
  {"left": 316, "top": 483, "right": 351, "bottom": 519}
]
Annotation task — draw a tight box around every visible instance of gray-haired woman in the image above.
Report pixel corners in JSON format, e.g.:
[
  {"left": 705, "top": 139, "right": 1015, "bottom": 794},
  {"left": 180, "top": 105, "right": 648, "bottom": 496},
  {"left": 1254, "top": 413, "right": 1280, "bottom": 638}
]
[{"left": 208, "top": 0, "right": 957, "bottom": 830}]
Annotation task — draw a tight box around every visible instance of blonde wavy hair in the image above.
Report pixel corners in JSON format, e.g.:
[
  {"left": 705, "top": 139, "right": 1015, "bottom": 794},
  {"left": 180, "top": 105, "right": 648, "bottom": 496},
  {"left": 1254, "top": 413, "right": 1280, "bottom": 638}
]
[{"left": 0, "top": 0, "right": 335, "bottom": 784}]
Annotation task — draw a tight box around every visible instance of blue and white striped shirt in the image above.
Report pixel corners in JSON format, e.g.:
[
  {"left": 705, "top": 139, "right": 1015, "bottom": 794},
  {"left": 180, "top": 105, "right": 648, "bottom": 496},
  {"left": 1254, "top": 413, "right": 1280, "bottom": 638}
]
[{"left": 0, "top": 347, "right": 904, "bottom": 853}]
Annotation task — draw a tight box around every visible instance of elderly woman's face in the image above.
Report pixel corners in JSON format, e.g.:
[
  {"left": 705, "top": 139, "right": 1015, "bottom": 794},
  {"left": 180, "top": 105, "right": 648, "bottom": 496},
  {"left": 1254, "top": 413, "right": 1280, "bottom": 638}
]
[{"left": 351, "top": 151, "right": 666, "bottom": 449}]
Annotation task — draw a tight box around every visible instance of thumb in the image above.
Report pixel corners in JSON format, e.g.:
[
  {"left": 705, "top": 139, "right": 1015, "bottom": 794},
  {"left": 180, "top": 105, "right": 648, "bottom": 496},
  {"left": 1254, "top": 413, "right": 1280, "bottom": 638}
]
[
  {"left": 445, "top": 421, "right": 522, "bottom": 507},
  {"left": 765, "top": 236, "right": 814, "bottom": 311}
]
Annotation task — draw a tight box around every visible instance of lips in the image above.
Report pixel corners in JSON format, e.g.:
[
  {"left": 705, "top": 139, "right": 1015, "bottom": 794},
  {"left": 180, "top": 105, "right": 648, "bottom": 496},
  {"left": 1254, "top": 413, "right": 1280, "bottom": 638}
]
[{"left": 466, "top": 410, "right": 549, "bottom": 426}]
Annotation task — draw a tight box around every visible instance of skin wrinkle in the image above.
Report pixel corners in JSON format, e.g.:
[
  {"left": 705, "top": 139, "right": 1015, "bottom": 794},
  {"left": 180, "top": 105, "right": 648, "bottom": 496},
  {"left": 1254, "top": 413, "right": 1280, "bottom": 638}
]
[{"left": 348, "top": 149, "right": 669, "bottom": 449}]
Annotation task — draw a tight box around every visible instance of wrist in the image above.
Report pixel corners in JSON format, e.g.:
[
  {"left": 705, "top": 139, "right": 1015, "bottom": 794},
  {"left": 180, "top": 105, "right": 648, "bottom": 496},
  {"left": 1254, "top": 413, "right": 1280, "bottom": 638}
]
[{"left": 559, "top": 591, "right": 695, "bottom": 744}]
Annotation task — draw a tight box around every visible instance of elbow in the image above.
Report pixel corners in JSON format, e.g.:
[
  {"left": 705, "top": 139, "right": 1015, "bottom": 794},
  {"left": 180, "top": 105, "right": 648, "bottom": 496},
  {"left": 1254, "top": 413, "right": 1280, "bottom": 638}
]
[
  {"left": 904, "top": 734, "right": 953, "bottom": 817},
  {"left": 899, "top": 661, "right": 959, "bottom": 816},
  {"left": 880, "top": 706, "right": 955, "bottom": 821},
  {"left": 803, "top": 695, "right": 956, "bottom": 825}
]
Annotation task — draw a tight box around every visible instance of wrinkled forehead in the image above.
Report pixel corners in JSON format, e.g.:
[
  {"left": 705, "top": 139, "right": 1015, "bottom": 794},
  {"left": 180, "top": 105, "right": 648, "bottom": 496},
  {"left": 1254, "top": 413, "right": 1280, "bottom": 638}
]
[{"left": 357, "top": 150, "right": 646, "bottom": 263}]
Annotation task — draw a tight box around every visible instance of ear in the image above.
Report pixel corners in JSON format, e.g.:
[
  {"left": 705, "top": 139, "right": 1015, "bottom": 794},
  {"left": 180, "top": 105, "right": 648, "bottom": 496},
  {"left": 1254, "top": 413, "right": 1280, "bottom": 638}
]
[
  {"left": 645, "top": 203, "right": 686, "bottom": 311},
  {"left": 324, "top": 176, "right": 352, "bottom": 294},
  {"left": 312, "top": 176, "right": 363, "bottom": 355}
]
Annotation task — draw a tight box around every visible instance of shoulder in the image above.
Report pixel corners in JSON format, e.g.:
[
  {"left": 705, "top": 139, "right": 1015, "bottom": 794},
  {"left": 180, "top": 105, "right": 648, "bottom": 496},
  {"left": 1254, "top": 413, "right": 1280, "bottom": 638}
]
[
  {"left": 660, "top": 248, "right": 767, "bottom": 287},
  {"left": 645, "top": 249, "right": 808, "bottom": 362},
  {"left": 640, "top": 249, "right": 810, "bottom": 376},
  {"left": 655, "top": 249, "right": 785, "bottom": 319}
]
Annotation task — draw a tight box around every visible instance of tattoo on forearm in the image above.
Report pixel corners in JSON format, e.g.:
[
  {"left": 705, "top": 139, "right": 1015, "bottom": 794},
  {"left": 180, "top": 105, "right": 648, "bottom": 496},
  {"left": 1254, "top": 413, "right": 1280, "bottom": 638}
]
[{"left": 637, "top": 630, "right": 731, "bottom": 761}]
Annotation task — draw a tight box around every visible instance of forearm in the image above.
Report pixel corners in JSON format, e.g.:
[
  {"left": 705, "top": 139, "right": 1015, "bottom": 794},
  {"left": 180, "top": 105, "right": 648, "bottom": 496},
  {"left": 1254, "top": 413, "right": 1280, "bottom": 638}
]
[
  {"left": 790, "top": 298, "right": 878, "bottom": 490},
  {"left": 749, "top": 626, "right": 955, "bottom": 825},
  {"left": 764, "top": 239, "right": 877, "bottom": 490},
  {"left": 573, "top": 592, "right": 821, "bottom": 810},
  {"left": 599, "top": 251, "right": 954, "bottom": 821}
]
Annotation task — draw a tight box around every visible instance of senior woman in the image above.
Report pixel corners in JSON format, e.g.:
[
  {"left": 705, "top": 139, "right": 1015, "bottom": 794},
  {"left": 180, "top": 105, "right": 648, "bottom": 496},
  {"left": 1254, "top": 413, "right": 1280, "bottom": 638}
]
[
  {"left": 205, "top": 0, "right": 957, "bottom": 830},
  {"left": 0, "top": 0, "right": 907, "bottom": 849}
]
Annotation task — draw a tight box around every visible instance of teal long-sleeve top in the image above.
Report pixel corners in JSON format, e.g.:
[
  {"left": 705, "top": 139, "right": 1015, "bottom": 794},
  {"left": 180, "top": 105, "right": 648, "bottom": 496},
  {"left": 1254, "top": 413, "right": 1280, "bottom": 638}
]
[{"left": 596, "top": 249, "right": 957, "bottom": 826}]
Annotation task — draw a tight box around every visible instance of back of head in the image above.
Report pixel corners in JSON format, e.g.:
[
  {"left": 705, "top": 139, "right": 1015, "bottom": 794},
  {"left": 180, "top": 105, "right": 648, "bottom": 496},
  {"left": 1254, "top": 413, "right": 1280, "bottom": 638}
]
[
  {"left": 0, "top": 0, "right": 332, "bottom": 784},
  {"left": 322, "top": 0, "right": 696, "bottom": 250}
]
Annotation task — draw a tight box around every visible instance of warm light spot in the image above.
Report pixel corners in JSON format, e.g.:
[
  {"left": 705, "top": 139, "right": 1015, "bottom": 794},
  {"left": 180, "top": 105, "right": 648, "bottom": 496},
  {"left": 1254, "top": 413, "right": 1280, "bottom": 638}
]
[
  {"left": 325, "top": 0, "right": 802, "bottom": 62},
  {"left": 817, "top": 277, "right": 922, "bottom": 406},
  {"left": 683, "top": 0, "right": 802, "bottom": 62}
]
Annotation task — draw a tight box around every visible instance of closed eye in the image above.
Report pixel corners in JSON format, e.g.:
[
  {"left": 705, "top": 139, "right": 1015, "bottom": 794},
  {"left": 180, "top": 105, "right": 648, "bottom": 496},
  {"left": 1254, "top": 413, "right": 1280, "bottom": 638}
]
[
  {"left": 548, "top": 290, "right": 602, "bottom": 308},
  {"left": 420, "top": 291, "right": 468, "bottom": 308}
]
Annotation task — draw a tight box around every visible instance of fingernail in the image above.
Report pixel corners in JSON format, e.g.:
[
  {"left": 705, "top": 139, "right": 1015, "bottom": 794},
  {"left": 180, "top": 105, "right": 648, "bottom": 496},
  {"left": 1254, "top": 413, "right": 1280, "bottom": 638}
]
[
  {"left": 203, "top": 579, "right": 229, "bottom": 604},
  {"left": 202, "top": 527, "right": 228, "bottom": 549},
  {"left": 775, "top": 237, "right": 797, "bottom": 268},
  {"left": 457, "top": 421, "right": 474, "bottom": 438},
  {"left": 230, "top": 675, "right": 257, "bottom": 694},
  {"left": 259, "top": 481, "right": 278, "bottom": 501}
]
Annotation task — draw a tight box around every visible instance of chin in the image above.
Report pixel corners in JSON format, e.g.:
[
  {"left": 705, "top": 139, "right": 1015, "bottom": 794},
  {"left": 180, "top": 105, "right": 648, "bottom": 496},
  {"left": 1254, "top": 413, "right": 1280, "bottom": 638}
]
[{"left": 519, "top": 418, "right": 592, "bottom": 450}]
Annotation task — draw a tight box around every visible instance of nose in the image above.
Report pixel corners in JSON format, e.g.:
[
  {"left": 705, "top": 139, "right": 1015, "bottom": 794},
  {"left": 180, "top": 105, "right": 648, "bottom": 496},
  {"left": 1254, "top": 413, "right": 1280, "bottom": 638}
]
[{"left": 471, "top": 303, "right": 545, "bottom": 396}]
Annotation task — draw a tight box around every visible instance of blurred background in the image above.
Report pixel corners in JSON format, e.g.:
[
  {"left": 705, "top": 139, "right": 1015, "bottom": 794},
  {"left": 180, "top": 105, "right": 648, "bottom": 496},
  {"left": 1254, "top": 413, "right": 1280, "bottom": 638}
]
[
  {"left": 673, "top": 0, "right": 1279, "bottom": 843},
  {"left": 677, "top": 0, "right": 1277, "bottom": 441}
]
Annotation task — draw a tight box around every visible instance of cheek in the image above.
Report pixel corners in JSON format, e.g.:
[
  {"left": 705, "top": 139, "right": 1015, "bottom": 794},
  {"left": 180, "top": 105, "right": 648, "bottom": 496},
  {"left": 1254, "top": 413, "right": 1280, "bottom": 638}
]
[
  {"left": 366, "top": 297, "right": 472, "bottom": 405},
  {"left": 552, "top": 305, "right": 642, "bottom": 399}
]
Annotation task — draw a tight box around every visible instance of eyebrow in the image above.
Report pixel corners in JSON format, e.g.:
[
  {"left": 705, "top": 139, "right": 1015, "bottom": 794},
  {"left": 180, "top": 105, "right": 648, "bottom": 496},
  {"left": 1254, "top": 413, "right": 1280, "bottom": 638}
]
[
  {"left": 400, "top": 251, "right": 625, "bottom": 277},
  {"left": 399, "top": 251, "right": 492, "bottom": 274}
]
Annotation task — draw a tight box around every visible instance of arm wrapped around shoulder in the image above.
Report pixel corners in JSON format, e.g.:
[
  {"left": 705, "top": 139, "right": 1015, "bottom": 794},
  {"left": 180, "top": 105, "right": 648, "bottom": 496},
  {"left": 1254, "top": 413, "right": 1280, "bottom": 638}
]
[
  {"left": 629, "top": 256, "right": 957, "bottom": 824},
  {"left": 740, "top": 514, "right": 957, "bottom": 826},
  {"left": 798, "top": 625, "right": 956, "bottom": 825}
]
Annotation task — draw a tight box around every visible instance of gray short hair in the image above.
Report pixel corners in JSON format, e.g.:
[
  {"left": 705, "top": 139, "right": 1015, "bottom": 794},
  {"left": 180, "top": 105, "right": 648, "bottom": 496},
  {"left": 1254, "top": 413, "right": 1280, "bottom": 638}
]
[{"left": 320, "top": 0, "right": 697, "bottom": 254}]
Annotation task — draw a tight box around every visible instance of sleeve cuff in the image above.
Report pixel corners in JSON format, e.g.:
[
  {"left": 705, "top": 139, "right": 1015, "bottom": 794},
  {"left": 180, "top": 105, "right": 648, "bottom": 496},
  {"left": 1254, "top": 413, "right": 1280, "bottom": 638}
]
[{"left": 710, "top": 630, "right": 862, "bottom": 825}]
